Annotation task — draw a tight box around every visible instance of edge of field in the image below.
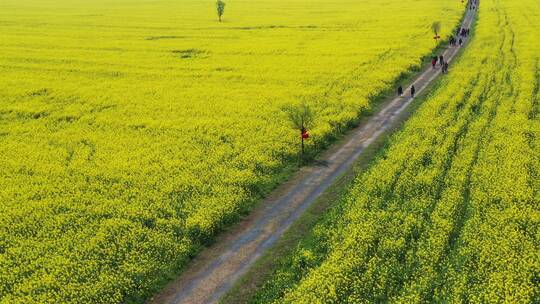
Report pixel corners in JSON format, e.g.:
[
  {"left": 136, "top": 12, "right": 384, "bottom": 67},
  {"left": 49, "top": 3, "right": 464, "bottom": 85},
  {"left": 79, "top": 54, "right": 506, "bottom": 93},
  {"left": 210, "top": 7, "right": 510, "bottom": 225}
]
[{"left": 219, "top": 11, "right": 477, "bottom": 304}]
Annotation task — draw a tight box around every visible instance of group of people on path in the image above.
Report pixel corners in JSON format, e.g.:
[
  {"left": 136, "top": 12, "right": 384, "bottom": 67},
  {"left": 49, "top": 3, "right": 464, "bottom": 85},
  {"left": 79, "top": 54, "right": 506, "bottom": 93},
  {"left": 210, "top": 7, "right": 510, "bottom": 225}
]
[
  {"left": 468, "top": 0, "right": 479, "bottom": 10},
  {"left": 450, "top": 27, "right": 469, "bottom": 46},
  {"left": 432, "top": 54, "right": 449, "bottom": 73},
  {"left": 449, "top": 35, "right": 463, "bottom": 46},
  {"left": 397, "top": 85, "right": 414, "bottom": 98},
  {"left": 397, "top": 52, "right": 449, "bottom": 98},
  {"left": 396, "top": 0, "right": 478, "bottom": 99},
  {"left": 459, "top": 27, "right": 471, "bottom": 38}
]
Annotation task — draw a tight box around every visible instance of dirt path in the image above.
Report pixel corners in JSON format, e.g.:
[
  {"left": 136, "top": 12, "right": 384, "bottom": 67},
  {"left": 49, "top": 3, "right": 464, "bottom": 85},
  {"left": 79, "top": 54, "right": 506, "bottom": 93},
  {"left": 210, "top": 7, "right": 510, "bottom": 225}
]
[{"left": 149, "top": 7, "right": 477, "bottom": 304}]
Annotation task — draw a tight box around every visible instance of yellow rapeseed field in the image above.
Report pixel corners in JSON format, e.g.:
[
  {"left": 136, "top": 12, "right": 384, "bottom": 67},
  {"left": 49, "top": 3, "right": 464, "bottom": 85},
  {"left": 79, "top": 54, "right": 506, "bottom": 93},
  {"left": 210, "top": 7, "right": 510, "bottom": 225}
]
[
  {"left": 250, "top": 0, "right": 540, "bottom": 303},
  {"left": 0, "top": 0, "right": 463, "bottom": 302}
]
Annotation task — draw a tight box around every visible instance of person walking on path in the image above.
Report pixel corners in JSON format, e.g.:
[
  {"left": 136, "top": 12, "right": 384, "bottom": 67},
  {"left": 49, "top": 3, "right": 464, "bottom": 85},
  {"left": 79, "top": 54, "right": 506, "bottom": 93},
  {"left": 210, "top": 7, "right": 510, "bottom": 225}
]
[
  {"left": 432, "top": 57, "right": 437, "bottom": 69},
  {"left": 439, "top": 55, "right": 444, "bottom": 67},
  {"left": 459, "top": 38, "right": 463, "bottom": 46},
  {"left": 398, "top": 85, "right": 403, "bottom": 96},
  {"left": 411, "top": 85, "right": 416, "bottom": 98},
  {"left": 441, "top": 61, "right": 449, "bottom": 74}
]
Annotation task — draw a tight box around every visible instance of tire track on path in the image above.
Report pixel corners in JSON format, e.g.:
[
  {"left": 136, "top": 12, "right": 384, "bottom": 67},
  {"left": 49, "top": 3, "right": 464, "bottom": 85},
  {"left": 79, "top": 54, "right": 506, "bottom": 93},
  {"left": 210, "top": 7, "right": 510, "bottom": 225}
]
[{"left": 149, "top": 7, "right": 478, "bottom": 304}]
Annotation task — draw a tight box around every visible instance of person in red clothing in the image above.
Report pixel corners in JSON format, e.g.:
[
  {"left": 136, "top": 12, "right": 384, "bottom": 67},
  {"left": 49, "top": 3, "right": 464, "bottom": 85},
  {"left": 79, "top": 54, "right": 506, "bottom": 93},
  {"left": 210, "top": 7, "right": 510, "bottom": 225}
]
[
  {"left": 301, "top": 127, "right": 309, "bottom": 139},
  {"left": 432, "top": 57, "right": 437, "bottom": 69}
]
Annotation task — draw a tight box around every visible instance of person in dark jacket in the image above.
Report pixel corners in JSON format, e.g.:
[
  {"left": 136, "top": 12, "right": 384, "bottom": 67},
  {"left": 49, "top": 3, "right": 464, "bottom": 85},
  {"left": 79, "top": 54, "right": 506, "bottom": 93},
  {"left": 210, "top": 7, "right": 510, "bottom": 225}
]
[
  {"left": 439, "top": 55, "right": 444, "bottom": 66},
  {"left": 411, "top": 85, "right": 416, "bottom": 98},
  {"left": 398, "top": 85, "right": 403, "bottom": 96}
]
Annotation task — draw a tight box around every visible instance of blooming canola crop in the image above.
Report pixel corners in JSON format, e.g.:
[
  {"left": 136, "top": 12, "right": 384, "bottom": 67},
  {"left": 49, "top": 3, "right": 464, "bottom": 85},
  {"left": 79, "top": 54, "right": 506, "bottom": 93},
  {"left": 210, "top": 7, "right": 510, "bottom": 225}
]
[{"left": 0, "top": 0, "right": 463, "bottom": 302}]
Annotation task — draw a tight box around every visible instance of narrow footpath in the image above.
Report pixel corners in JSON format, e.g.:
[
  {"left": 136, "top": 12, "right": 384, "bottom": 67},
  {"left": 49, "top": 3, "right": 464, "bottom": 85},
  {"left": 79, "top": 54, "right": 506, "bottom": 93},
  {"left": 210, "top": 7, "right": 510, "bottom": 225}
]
[{"left": 150, "top": 6, "right": 478, "bottom": 304}]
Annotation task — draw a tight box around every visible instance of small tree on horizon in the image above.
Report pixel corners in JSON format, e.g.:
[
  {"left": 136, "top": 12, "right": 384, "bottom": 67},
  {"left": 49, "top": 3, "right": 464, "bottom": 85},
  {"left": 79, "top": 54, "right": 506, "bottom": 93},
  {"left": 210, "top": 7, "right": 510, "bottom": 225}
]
[
  {"left": 216, "top": 0, "right": 226, "bottom": 22},
  {"left": 284, "top": 101, "right": 315, "bottom": 159}
]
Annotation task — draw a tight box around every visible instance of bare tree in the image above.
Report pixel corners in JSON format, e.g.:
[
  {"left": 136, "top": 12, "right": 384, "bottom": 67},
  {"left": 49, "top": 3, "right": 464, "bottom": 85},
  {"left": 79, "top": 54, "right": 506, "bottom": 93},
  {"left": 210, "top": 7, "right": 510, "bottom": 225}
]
[
  {"left": 432, "top": 21, "right": 441, "bottom": 41},
  {"left": 216, "top": 0, "right": 226, "bottom": 22},
  {"left": 284, "top": 101, "right": 315, "bottom": 157}
]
